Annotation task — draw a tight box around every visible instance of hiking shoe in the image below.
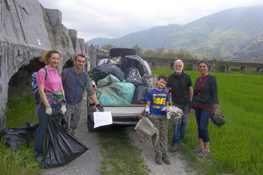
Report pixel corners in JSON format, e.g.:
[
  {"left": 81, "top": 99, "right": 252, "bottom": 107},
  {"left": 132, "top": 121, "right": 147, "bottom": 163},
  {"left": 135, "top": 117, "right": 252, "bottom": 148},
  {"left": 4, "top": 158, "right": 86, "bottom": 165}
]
[
  {"left": 192, "top": 145, "right": 202, "bottom": 153},
  {"left": 170, "top": 144, "right": 181, "bottom": 151},
  {"left": 155, "top": 152, "right": 162, "bottom": 165},
  {"left": 162, "top": 152, "right": 171, "bottom": 165},
  {"left": 36, "top": 156, "right": 43, "bottom": 163},
  {"left": 199, "top": 148, "right": 211, "bottom": 158}
]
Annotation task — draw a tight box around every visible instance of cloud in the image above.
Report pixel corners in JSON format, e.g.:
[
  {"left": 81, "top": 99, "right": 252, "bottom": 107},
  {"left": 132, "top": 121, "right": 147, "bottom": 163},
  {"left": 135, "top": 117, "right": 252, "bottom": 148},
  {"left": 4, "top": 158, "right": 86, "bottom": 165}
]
[{"left": 38, "top": 0, "right": 263, "bottom": 41}]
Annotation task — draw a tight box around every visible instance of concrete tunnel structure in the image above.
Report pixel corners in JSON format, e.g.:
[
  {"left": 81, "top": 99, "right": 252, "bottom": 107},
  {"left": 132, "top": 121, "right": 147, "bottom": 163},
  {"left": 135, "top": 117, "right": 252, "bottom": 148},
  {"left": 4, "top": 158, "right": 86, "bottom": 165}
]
[{"left": 0, "top": 0, "right": 97, "bottom": 130}]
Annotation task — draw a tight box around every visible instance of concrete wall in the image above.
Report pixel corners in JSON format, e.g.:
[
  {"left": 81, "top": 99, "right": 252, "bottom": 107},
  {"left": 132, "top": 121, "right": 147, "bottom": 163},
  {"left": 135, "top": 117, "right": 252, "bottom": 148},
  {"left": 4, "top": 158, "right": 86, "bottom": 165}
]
[{"left": 0, "top": 0, "right": 91, "bottom": 130}]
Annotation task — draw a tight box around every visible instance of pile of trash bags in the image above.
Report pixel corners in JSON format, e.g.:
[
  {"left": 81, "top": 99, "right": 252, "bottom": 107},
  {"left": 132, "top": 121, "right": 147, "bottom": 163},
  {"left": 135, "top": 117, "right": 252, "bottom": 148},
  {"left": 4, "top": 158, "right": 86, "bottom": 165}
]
[
  {"left": 0, "top": 111, "right": 88, "bottom": 169},
  {"left": 93, "top": 55, "right": 156, "bottom": 105}
]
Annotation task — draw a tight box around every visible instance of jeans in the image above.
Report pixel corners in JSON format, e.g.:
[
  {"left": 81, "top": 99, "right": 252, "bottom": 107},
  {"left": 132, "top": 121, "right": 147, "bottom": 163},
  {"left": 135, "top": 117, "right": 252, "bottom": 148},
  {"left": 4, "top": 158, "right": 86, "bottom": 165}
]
[
  {"left": 34, "top": 103, "right": 60, "bottom": 158},
  {"left": 173, "top": 103, "right": 189, "bottom": 146},
  {"left": 193, "top": 107, "right": 212, "bottom": 143}
]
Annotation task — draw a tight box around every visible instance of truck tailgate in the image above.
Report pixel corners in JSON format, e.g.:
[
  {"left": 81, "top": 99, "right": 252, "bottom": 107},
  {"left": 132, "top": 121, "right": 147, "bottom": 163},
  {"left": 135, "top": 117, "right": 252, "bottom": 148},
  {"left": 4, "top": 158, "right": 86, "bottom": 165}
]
[
  {"left": 102, "top": 105, "right": 145, "bottom": 125},
  {"left": 103, "top": 106, "right": 145, "bottom": 117}
]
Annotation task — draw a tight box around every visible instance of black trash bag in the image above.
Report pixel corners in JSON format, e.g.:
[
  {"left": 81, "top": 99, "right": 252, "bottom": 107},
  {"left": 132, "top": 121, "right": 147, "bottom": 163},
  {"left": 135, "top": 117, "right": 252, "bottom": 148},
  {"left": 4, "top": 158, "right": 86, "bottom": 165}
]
[
  {"left": 209, "top": 113, "right": 227, "bottom": 129},
  {"left": 125, "top": 67, "right": 144, "bottom": 86},
  {"left": 131, "top": 81, "right": 148, "bottom": 104},
  {"left": 42, "top": 111, "right": 89, "bottom": 169},
  {"left": 92, "top": 64, "right": 125, "bottom": 83},
  {"left": 49, "top": 110, "right": 68, "bottom": 129},
  {"left": 0, "top": 121, "right": 39, "bottom": 151},
  {"left": 116, "top": 55, "right": 146, "bottom": 77}
]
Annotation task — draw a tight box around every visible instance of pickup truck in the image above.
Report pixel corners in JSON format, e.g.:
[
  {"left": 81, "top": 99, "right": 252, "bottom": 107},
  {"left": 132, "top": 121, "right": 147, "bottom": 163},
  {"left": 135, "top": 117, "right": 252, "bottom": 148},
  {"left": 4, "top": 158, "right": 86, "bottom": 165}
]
[{"left": 87, "top": 48, "right": 153, "bottom": 131}]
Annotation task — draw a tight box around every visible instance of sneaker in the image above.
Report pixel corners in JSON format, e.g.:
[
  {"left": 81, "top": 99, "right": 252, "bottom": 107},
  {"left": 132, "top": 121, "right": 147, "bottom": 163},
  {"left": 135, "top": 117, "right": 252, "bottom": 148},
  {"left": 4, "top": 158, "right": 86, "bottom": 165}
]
[
  {"left": 162, "top": 152, "right": 171, "bottom": 165},
  {"left": 192, "top": 145, "right": 202, "bottom": 153},
  {"left": 36, "top": 156, "right": 43, "bottom": 163},
  {"left": 199, "top": 148, "right": 211, "bottom": 158},
  {"left": 155, "top": 152, "right": 162, "bottom": 165},
  {"left": 170, "top": 144, "right": 181, "bottom": 151}
]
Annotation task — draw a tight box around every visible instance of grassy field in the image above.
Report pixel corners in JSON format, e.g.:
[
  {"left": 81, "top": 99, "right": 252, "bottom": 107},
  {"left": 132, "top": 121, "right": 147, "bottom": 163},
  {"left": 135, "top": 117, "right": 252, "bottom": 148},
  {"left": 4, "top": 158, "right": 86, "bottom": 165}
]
[{"left": 153, "top": 69, "right": 263, "bottom": 175}]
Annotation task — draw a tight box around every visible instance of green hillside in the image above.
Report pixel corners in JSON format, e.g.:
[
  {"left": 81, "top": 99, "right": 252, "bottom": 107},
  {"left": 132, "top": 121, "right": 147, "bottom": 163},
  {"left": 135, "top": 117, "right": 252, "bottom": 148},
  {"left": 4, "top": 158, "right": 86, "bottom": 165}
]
[{"left": 86, "top": 5, "right": 263, "bottom": 59}]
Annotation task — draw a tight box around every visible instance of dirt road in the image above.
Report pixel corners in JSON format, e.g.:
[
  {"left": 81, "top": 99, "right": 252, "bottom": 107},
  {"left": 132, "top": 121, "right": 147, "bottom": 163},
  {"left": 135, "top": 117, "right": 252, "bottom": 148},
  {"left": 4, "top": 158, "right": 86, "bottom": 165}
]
[{"left": 45, "top": 97, "right": 195, "bottom": 175}]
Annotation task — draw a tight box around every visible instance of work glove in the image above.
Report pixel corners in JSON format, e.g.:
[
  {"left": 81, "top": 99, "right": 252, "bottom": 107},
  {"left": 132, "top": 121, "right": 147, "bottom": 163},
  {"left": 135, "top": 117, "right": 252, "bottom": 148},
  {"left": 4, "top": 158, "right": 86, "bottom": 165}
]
[
  {"left": 214, "top": 104, "right": 221, "bottom": 119},
  {"left": 60, "top": 105, "right": 67, "bottom": 115},
  {"left": 96, "top": 104, "right": 104, "bottom": 112},
  {"left": 141, "top": 108, "right": 150, "bottom": 117},
  {"left": 45, "top": 106, "right": 52, "bottom": 116}
]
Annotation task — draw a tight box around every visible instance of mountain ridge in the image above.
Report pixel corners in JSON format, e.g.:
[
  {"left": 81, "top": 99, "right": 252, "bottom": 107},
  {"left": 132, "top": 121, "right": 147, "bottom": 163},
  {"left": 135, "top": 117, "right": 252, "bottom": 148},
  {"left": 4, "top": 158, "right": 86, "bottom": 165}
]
[{"left": 86, "top": 5, "right": 263, "bottom": 59}]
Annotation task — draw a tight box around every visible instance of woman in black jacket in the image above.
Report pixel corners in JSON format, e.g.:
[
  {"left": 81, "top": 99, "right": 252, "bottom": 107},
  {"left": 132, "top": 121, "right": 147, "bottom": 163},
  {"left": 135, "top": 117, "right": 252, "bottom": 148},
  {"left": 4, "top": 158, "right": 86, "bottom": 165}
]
[{"left": 190, "top": 60, "right": 220, "bottom": 158}]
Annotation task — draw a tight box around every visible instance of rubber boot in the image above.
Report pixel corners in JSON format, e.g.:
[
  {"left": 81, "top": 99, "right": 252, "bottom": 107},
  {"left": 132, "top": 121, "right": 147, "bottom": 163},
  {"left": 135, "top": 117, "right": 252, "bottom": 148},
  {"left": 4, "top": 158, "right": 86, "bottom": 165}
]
[
  {"left": 155, "top": 152, "right": 162, "bottom": 165},
  {"left": 162, "top": 152, "right": 171, "bottom": 165}
]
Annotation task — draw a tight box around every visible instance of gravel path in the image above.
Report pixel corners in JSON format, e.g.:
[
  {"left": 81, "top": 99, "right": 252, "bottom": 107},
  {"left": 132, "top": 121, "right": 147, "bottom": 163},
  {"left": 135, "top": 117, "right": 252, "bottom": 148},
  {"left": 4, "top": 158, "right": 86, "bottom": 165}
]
[
  {"left": 128, "top": 127, "right": 195, "bottom": 175},
  {"left": 44, "top": 97, "right": 195, "bottom": 175}
]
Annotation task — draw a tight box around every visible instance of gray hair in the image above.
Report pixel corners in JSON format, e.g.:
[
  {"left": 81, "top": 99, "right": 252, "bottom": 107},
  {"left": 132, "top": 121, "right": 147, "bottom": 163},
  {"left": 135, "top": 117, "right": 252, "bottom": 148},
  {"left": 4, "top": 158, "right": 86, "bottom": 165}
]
[{"left": 174, "top": 59, "right": 184, "bottom": 67}]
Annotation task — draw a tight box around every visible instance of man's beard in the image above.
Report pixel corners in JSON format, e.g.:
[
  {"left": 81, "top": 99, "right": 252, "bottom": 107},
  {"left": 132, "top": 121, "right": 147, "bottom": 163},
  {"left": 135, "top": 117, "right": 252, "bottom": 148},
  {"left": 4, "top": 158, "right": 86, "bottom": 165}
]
[{"left": 175, "top": 68, "right": 182, "bottom": 73}]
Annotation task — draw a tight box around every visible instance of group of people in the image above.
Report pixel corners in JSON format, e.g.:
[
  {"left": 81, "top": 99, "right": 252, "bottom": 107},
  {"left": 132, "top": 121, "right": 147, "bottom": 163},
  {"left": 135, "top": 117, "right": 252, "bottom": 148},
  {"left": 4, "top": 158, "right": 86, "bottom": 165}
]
[
  {"left": 33, "top": 49, "right": 220, "bottom": 165},
  {"left": 34, "top": 50, "right": 104, "bottom": 162},
  {"left": 144, "top": 59, "right": 220, "bottom": 165}
]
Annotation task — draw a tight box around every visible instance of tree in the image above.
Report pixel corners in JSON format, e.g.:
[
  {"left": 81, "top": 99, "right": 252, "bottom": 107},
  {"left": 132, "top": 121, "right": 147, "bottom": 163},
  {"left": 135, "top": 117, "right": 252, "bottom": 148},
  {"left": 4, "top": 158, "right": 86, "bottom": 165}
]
[
  {"left": 164, "top": 49, "right": 176, "bottom": 58},
  {"left": 132, "top": 45, "right": 143, "bottom": 56},
  {"left": 143, "top": 49, "right": 156, "bottom": 57},
  {"left": 101, "top": 43, "right": 114, "bottom": 51}
]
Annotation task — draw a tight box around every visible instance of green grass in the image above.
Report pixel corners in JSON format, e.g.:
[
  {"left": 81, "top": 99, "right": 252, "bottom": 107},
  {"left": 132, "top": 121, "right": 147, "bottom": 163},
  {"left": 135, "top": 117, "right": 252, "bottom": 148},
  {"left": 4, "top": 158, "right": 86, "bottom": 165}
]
[
  {"left": 97, "top": 126, "right": 149, "bottom": 175},
  {"left": 153, "top": 69, "right": 263, "bottom": 175},
  {"left": 1, "top": 94, "right": 42, "bottom": 175},
  {"left": 6, "top": 95, "right": 38, "bottom": 128},
  {"left": 0, "top": 142, "right": 41, "bottom": 175}
]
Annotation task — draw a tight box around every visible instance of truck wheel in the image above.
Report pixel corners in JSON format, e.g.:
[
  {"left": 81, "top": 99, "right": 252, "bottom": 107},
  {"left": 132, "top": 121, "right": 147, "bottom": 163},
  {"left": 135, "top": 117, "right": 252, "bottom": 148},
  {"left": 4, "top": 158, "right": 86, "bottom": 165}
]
[
  {"left": 87, "top": 115, "right": 95, "bottom": 132},
  {"left": 110, "top": 48, "right": 135, "bottom": 57}
]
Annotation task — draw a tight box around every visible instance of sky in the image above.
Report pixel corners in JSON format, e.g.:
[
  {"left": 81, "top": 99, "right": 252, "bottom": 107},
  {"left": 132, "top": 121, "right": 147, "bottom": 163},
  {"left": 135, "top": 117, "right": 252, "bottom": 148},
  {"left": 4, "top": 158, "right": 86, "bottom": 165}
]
[{"left": 38, "top": 0, "right": 263, "bottom": 42}]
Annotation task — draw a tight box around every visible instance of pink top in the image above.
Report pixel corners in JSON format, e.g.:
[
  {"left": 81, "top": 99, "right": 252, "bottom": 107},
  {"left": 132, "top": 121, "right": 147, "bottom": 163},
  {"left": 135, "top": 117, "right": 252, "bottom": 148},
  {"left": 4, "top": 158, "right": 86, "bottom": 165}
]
[{"left": 36, "top": 65, "right": 62, "bottom": 93}]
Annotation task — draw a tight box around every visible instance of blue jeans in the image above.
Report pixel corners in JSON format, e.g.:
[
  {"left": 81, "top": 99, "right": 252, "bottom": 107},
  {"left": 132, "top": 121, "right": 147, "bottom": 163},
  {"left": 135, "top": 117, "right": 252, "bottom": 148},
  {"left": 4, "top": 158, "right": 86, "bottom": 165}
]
[
  {"left": 193, "top": 107, "right": 212, "bottom": 143},
  {"left": 173, "top": 104, "right": 189, "bottom": 146},
  {"left": 34, "top": 103, "right": 60, "bottom": 158}
]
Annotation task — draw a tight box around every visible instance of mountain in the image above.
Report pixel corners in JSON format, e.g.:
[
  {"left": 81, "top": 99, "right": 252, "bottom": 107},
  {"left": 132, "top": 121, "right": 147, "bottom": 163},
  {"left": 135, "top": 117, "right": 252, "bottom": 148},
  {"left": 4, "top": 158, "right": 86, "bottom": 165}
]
[
  {"left": 86, "top": 5, "right": 263, "bottom": 59},
  {"left": 234, "top": 32, "right": 263, "bottom": 59}
]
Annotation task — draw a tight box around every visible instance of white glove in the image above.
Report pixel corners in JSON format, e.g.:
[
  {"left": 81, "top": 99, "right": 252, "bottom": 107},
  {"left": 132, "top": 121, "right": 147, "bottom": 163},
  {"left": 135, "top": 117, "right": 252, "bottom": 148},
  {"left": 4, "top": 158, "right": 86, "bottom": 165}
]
[
  {"left": 46, "top": 106, "right": 52, "bottom": 116},
  {"left": 214, "top": 104, "right": 221, "bottom": 119},
  {"left": 60, "top": 105, "right": 67, "bottom": 115}
]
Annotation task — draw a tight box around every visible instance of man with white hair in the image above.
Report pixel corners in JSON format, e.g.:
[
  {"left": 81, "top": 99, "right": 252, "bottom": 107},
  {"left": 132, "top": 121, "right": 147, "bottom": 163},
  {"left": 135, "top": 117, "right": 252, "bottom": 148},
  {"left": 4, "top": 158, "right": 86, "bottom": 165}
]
[{"left": 165, "top": 59, "right": 193, "bottom": 151}]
